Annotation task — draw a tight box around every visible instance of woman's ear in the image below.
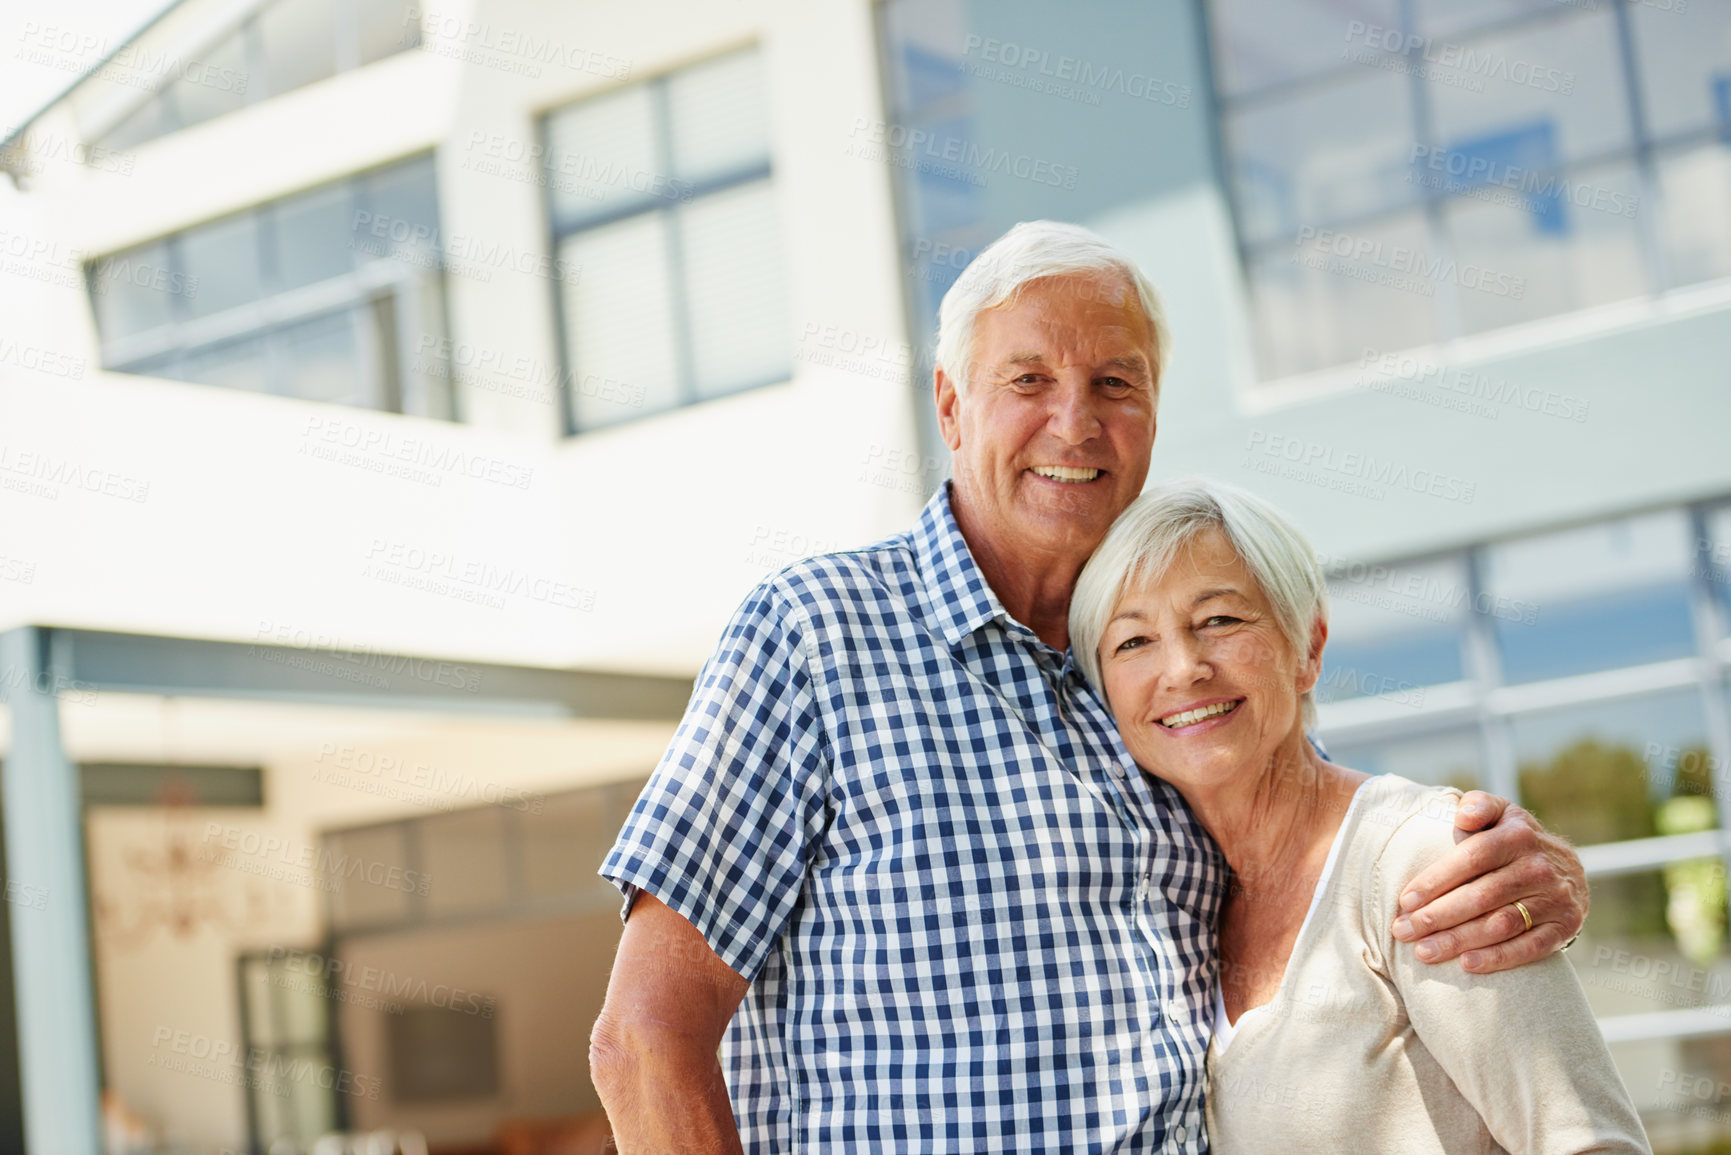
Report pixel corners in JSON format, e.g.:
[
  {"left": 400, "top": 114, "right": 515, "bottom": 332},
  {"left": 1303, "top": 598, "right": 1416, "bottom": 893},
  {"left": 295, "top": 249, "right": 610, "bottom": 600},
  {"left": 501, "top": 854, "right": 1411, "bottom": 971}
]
[{"left": 1295, "top": 615, "right": 1328, "bottom": 695}]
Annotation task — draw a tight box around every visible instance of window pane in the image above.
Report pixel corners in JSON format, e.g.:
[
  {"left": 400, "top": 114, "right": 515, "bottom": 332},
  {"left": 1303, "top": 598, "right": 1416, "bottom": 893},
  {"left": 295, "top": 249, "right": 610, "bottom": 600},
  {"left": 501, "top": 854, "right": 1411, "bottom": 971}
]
[
  {"left": 275, "top": 309, "right": 366, "bottom": 406},
  {"left": 1414, "top": 0, "right": 1557, "bottom": 40},
  {"left": 178, "top": 213, "right": 265, "bottom": 319},
  {"left": 1319, "top": 556, "right": 1469, "bottom": 704},
  {"left": 419, "top": 807, "right": 509, "bottom": 917},
  {"left": 271, "top": 181, "right": 356, "bottom": 291},
  {"left": 361, "top": 154, "right": 441, "bottom": 265},
  {"left": 1706, "top": 506, "right": 1731, "bottom": 631},
  {"left": 1427, "top": 11, "right": 1631, "bottom": 172},
  {"left": 1443, "top": 160, "right": 1646, "bottom": 336},
  {"left": 1226, "top": 69, "right": 1416, "bottom": 245},
  {"left": 680, "top": 180, "right": 790, "bottom": 398},
  {"left": 178, "top": 335, "right": 271, "bottom": 395},
  {"left": 90, "top": 239, "right": 179, "bottom": 338},
  {"left": 1657, "top": 143, "right": 1731, "bottom": 290},
  {"left": 1323, "top": 728, "right": 1483, "bottom": 792},
  {"left": 1614, "top": 1036, "right": 1731, "bottom": 1152},
  {"left": 544, "top": 84, "right": 662, "bottom": 229},
  {"left": 1485, "top": 510, "right": 1696, "bottom": 684},
  {"left": 558, "top": 212, "right": 681, "bottom": 429},
  {"left": 1209, "top": 0, "right": 1399, "bottom": 97},
  {"left": 325, "top": 824, "right": 411, "bottom": 929},
  {"left": 1573, "top": 867, "right": 1731, "bottom": 1020},
  {"left": 356, "top": 0, "right": 419, "bottom": 65},
  {"left": 1248, "top": 210, "right": 1438, "bottom": 378},
  {"left": 166, "top": 30, "right": 249, "bottom": 131},
  {"left": 1512, "top": 689, "right": 1711, "bottom": 846},
  {"left": 259, "top": 0, "right": 338, "bottom": 97},
  {"left": 667, "top": 49, "right": 771, "bottom": 183},
  {"left": 1630, "top": 2, "right": 1731, "bottom": 142}
]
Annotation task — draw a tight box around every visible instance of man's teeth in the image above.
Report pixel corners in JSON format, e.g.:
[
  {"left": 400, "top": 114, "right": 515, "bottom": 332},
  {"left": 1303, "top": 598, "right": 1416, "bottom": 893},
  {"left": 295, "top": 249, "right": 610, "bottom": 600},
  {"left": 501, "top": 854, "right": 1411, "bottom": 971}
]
[
  {"left": 1160, "top": 700, "right": 1240, "bottom": 729},
  {"left": 1032, "top": 466, "right": 1100, "bottom": 483}
]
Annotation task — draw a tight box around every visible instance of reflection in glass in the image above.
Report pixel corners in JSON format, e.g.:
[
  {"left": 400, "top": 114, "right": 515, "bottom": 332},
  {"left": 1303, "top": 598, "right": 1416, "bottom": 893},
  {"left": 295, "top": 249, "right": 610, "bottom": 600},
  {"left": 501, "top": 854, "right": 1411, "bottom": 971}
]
[
  {"left": 1706, "top": 506, "right": 1731, "bottom": 631},
  {"left": 272, "top": 182, "right": 356, "bottom": 291},
  {"left": 667, "top": 48, "right": 772, "bottom": 184},
  {"left": 543, "top": 85, "right": 661, "bottom": 228},
  {"left": 324, "top": 824, "right": 411, "bottom": 929},
  {"left": 1629, "top": 2, "right": 1731, "bottom": 142},
  {"left": 1657, "top": 144, "right": 1731, "bottom": 290},
  {"left": 1485, "top": 510, "right": 1696, "bottom": 683},
  {"left": 1511, "top": 690, "right": 1711, "bottom": 846},
  {"left": 1249, "top": 210, "right": 1437, "bottom": 378},
  {"left": 90, "top": 240, "right": 179, "bottom": 338},
  {"left": 419, "top": 806, "right": 509, "bottom": 918},
  {"left": 166, "top": 31, "right": 249, "bottom": 131},
  {"left": 276, "top": 310, "right": 363, "bottom": 405},
  {"left": 1318, "top": 555, "right": 1468, "bottom": 704},
  {"left": 1227, "top": 69, "right": 1415, "bottom": 245},
  {"left": 178, "top": 336, "right": 271, "bottom": 395},
  {"left": 1209, "top": 0, "right": 1398, "bottom": 97}
]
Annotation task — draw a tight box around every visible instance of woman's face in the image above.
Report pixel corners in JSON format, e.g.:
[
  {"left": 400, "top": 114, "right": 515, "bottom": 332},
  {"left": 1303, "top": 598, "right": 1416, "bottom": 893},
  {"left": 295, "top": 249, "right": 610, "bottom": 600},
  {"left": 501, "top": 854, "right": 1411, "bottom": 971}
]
[{"left": 1098, "top": 527, "right": 1322, "bottom": 796}]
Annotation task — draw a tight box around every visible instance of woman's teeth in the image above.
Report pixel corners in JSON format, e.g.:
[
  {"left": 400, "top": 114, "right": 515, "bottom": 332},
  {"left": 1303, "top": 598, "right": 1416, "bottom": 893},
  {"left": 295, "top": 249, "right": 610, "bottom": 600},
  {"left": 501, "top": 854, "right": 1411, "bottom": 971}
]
[
  {"left": 1032, "top": 466, "right": 1099, "bottom": 482},
  {"left": 1160, "top": 700, "right": 1240, "bottom": 729}
]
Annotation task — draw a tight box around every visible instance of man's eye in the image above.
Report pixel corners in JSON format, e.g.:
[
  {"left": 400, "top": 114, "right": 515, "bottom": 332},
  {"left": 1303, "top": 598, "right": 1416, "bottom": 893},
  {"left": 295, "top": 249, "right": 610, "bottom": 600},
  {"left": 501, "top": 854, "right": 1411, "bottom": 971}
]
[{"left": 1097, "top": 377, "right": 1132, "bottom": 391}]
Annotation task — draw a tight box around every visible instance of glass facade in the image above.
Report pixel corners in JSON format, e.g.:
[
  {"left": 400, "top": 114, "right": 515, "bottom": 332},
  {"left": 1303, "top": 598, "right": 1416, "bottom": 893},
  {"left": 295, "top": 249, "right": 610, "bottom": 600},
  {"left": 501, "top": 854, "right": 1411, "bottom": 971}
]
[
  {"left": 1206, "top": 1, "right": 1731, "bottom": 380},
  {"left": 85, "top": 154, "right": 452, "bottom": 416},
  {"left": 542, "top": 47, "right": 791, "bottom": 433},
  {"left": 1315, "top": 498, "right": 1731, "bottom": 1149},
  {"left": 97, "top": 0, "right": 423, "bottom": 151}
]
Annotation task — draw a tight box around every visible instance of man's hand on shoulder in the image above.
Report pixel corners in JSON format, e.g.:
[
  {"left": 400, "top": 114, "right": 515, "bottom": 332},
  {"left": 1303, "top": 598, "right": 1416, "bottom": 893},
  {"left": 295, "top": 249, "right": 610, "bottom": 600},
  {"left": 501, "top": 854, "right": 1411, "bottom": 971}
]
[{"left": 1390, "top": 791, "right": 1588, "bottom": 974}]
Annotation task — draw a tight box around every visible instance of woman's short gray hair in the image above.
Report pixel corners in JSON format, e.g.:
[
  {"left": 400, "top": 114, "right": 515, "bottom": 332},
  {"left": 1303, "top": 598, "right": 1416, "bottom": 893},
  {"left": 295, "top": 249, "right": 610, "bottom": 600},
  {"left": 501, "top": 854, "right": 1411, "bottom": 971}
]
[
  {"left": 935, "top": 220, "right": 1172, "bottom": 396},
  {"left": 1069, "top": 477, "right": 1330, "bottom": 729}
]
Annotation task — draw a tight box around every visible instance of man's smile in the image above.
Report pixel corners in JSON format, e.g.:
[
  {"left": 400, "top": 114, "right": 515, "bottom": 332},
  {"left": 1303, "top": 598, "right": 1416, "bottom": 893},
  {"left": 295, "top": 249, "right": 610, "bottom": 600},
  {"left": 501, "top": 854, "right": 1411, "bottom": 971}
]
[{"left": 1030, "top": 465, "right": 1104, "bottom": 483}]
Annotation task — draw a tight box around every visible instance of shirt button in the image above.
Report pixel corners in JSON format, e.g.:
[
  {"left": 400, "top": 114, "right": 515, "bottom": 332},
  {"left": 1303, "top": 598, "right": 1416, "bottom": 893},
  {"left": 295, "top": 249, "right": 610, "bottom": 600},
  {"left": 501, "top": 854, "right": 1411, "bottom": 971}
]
[{"left": 1175, "top": 1125, "right": 1188, "bottom": 1143}]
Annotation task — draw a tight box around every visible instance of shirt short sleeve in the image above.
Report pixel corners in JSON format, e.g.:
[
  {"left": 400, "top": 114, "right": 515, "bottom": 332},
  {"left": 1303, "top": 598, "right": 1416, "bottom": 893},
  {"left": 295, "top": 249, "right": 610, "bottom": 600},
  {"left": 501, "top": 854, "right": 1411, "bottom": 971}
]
[{"left": 600, "top": 575, "right": 831, "bottom": 982}]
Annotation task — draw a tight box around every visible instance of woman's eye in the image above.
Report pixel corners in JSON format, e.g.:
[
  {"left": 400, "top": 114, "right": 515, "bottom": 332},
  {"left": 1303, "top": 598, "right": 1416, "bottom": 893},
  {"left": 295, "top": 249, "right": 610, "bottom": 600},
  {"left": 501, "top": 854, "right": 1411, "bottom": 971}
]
[
  {"left": 1114, "top": 635, "right": 1147, "bottom": 653},
  {"left": 1201, "top": 615, "right": 1241, "bottom": 628}
]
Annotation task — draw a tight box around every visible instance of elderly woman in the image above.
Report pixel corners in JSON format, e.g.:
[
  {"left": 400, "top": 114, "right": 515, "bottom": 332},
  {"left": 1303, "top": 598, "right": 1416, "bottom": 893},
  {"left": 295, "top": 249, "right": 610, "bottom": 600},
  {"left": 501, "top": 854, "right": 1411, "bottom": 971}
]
[{"left": 1069, "top": 477, "right": 1648, "bottom": 1153}]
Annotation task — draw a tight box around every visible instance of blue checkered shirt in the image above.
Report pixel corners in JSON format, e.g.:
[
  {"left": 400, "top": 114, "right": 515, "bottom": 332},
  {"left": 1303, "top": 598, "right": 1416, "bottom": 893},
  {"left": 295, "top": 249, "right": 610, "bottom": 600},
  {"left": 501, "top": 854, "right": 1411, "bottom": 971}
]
[{"left": 602, "top": 482, "right": 1224, "bottom": 1152}]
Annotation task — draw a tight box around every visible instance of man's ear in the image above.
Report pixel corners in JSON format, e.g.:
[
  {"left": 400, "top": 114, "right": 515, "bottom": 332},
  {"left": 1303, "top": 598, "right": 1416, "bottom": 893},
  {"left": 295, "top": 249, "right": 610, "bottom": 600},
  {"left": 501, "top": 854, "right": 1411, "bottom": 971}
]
[
  {"left": 1296, "top": 615, "right": 1328, "bottom": 695},
  {"left": 935, "top": 367, "right": 963, "bottom": 451}
]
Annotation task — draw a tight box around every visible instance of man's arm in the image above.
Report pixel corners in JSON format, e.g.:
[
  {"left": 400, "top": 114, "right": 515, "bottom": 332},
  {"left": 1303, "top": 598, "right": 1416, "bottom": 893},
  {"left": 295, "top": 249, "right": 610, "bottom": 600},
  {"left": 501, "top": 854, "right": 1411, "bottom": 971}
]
[
  {"left": 591, "top": 892, "right": 751, "bottom": 1155},
  {"left": 1391, "top": 792, "right": 1589, "bottom": 973}
]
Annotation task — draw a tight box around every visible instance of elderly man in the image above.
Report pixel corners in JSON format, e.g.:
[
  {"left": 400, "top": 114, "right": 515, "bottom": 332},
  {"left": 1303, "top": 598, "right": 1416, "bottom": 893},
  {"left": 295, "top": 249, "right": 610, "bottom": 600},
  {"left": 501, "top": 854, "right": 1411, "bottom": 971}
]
[{"left": 592, "top": 221, "right": 1587, "bottom": 1153}]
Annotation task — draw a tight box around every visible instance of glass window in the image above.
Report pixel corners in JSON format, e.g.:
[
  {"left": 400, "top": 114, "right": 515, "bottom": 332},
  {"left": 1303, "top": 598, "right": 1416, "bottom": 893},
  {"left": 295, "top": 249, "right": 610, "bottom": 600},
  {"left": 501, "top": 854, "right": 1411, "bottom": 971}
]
[
  {"left": 177, "top": 213, "right": 265, "bottom": 320},
  {"left": 544, "top": 84, "right": 662, "bottom": 229},
  {"left": 1414, "top": 0, "right": 1556, "bottom": 41},
  {"left": 357, "top": 0, "right": 420, "bottom": 65},
  {"left": 519, "top": 787, "right": 627, "bottom": 904},
  {"left": 1227, "top": 70, "right": 1416, "bottom": 245},
  {"left": 1706, "top": 506, "right": 1731, "bottom": 631},
  {"left": 165, "top": 30, "right": 249, "bottom": 131},
  {"left": 259, "top": 0, "right": 338, "bottom": 97},
  {"left": 666, "top": 49, "right": 773, "bottom": 183},
  {"left": 1209, "top": 0, "right": 1399, "bottom": 97},
  {"left": 558, "top": 213, "right": 682, "bottom": 429},
  {"left": 1248, "top": 210, "right": 1439, "bottom": 379},
  {"left": 1318, "top": 555, "right": 1469, "bottom": 704},
  {"left": 1323, "top": 728, "right": 1484, "bottom": 792},
  {"left": 1657, "top": 142, "right": 1731, "bottom": 290},
  {"left": 1629, "top": 3, "right": 1731, "bottom": 143},
  {"left": 679, "top": 180, "right": 791, "bottom": 398},
  {"left": 88, "top": 155, "right": 444, "bottom": 416},
  {"left": 271, "top": 183, "right": 356, "bottom": 291},
  {"left": 1511, "top": 690, "right": 1712, "bottom": 846},
  {"left": 324, "top": 823, "right": 411, "bottom": 929},
  {"left": 1484, "top": 510, "right": 1697, "bottom": 684},
  {"left": 90, "top": 239, "right": 180, "bottom": 338},
  {"left": 1572, "top": 866, "right": 1731, "bottom": 1020},
  {"left": 544, "top": 46, "right": 788, "bottom": 432},
  {"left": 1443, "top": 159, "right": 1647, "bottom": 336},
  {"left": 419, "top": 807, "right": 510, "bottom": 917},
  {"left": 99, "top": 94, "right": 173, "bottom": 152}
]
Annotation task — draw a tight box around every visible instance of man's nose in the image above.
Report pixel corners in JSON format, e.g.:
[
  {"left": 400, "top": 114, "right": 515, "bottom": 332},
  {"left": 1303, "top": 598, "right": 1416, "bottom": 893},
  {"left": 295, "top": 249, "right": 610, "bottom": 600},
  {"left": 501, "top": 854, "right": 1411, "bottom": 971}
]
[{"left": 1048, "top": 378, "right": 1103, "bottom": 444}]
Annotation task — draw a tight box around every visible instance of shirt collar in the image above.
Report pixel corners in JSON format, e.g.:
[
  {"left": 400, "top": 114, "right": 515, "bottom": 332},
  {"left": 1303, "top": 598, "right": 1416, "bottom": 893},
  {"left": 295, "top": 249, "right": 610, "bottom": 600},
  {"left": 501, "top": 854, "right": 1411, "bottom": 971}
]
[{"left": 912, "top": 481, "right": 1053, "bottom": 652}]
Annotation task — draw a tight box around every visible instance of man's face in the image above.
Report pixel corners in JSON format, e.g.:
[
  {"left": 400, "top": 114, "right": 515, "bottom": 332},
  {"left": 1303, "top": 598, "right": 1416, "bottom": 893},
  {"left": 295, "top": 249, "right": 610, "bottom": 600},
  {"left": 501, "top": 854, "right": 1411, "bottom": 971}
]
[{"left": 936, "top": 273, "right": 1158, "bottom": 563}]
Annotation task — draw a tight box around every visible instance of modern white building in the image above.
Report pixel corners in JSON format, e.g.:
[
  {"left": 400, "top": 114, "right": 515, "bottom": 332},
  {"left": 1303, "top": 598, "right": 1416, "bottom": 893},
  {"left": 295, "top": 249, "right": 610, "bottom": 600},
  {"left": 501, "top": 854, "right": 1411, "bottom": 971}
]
[{"left": 1, "top": 0, "right": 1729, "bottom": 1152}]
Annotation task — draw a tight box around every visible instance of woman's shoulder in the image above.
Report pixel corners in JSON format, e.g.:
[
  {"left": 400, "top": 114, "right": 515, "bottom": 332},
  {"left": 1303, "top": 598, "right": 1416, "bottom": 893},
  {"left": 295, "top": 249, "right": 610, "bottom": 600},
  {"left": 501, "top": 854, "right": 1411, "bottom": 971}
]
[{"left": 1346, "top": 775, "right": 1467, "bottom": 907}]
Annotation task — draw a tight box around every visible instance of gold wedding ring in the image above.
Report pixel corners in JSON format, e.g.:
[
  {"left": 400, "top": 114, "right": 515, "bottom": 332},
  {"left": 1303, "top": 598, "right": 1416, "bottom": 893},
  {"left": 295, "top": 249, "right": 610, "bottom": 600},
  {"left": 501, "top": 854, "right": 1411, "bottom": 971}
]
[{"left": 1513, "top": 900, "right": 1533, "bottom": 932}]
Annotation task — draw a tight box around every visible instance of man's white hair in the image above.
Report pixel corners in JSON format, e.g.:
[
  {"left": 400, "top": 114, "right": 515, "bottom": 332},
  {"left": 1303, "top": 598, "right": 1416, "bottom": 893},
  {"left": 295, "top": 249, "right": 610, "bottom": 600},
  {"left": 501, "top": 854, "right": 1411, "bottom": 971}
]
[
  {"left": 1068, "top": 477, "right": 1330, "bottom": 730},
  {"left": 935, "top": 220, "right": 1172, "bottom": 396}
]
